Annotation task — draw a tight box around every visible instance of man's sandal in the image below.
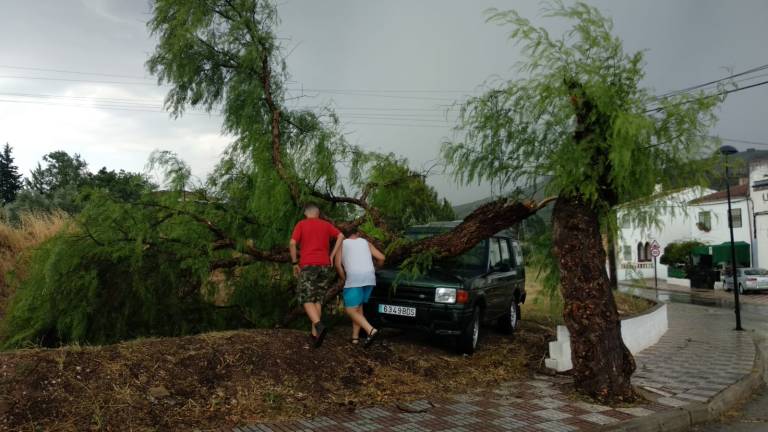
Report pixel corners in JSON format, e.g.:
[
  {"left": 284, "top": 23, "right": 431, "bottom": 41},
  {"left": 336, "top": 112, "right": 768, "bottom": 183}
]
[
  {"left": 313, "top": 321, "right": 328, "bottom": 348},
  {"left": 363, "top": 328, "right": 379, "bottom": 348}
]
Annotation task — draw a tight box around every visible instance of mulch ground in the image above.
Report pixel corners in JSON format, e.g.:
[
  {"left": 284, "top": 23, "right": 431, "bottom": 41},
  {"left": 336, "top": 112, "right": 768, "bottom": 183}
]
[{"left": 0, "top": 322, "right": 551, "bottom": 431}]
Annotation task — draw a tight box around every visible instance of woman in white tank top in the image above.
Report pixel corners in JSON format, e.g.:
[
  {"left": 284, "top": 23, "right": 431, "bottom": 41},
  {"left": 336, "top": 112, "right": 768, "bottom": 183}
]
[{"left": 334, "top": 226, "right": 386, "bottom": 347}]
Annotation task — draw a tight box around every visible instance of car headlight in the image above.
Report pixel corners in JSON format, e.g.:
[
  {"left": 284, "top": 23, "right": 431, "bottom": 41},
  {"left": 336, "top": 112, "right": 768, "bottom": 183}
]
[{"left": 435, "top": 287, "right": 457, "bottom": 303}]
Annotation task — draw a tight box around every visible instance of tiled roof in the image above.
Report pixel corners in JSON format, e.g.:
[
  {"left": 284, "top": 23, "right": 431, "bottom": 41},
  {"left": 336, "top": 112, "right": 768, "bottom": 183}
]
[{"left": 690, "top": 183, "right": 748, "bottom": 204}]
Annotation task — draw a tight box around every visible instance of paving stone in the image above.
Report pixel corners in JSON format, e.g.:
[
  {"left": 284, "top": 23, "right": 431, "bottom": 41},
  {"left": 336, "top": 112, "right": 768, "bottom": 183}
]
[
  {"left": 533, "top": 409, "right": 572, "bottom": 421},
  {"left": 444, "top": 414, "right": 481, "bottom": 426},
  {"left": 491, "top": 416, "right": 530, "bottom": 430},
  {"left": 535, "top": 421, "right": 579, "bottom": 432},
  {"left": 616, "top": 407, "right": 655, "bottom": 416},
  {"left": 343, "top": 418, "right": 383, "bottom": 431},
  {"left": 579, "top": 413, "right": 619, "bottom": 425},
  {"left": 657, "top": 396, "right": 690, "bottom": 407}
]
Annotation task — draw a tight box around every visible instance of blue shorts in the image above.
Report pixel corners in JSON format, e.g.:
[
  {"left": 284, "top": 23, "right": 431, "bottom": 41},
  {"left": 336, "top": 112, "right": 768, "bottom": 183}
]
[{"left": 343, "top": 285, "right": 374, "bottom": 308}]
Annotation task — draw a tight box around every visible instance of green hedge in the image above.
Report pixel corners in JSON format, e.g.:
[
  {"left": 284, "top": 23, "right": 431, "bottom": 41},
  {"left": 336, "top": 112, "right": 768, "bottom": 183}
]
[{"left": 667, "top": 266, "right": 686, "bottom": 279}]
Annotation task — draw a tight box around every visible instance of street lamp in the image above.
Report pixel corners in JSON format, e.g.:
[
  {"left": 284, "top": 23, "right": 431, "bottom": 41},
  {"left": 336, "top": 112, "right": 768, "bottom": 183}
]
[{"left": 720, "top": 144, "right": 743, "bottom": 331}]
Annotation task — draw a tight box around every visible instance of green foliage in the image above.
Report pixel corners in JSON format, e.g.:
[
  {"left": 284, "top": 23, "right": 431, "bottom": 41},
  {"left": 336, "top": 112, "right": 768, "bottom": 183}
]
[
  {"left": 443, "top": 2, "right": 725, "bottom": 302},
  {"left": 393, "top": 248, "right": 440, "bottom": 287},
  {"left": 27, "top": 151, "right": 88, "bottom": 195},
  {"left": 444, "top": 1, "right": 723, "bottom": 214},
  {"left": 0, "top": 188, "right": 295, "bottom": 348},
  {"left": 0, "top": 143, "right": 23, "bottom": 204},
  {"left": 1, "top": 232, "right": 217, "bottom": 348},
  {"left": 523, "top": 221, "right": 560, "bottom": 301},
  {"left": 5, "top": 151, "right": 152, "bottom": 220},
  {"left": 0, "top": 0, "right": 455, "bottom": 349},
  {"left": 362, "top": 154, "right": 455, "bottom": 232},
  {"left": 659, "top": 240, "right": 705, "bottom": 271}
]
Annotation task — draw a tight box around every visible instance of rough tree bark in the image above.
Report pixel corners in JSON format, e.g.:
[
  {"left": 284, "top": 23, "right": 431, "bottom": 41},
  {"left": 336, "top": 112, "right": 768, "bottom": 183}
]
[
  {"left": 552, "top": 196, "right": 636, "bottom": 403},
  {"left": 607, "top": 228, "right": 618, "bottom": 290}
]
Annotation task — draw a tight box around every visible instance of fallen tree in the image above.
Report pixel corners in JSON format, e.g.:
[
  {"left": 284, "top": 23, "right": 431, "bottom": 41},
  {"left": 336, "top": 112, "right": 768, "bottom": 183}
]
[{"left": 1, "top": 0, "right": 726, "bottom": 405}]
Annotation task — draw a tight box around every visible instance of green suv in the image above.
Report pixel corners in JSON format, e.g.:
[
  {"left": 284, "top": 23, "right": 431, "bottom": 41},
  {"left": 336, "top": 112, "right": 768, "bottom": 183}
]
[{"left": 364, "top": 221, "right": 526, "bottom": 354}]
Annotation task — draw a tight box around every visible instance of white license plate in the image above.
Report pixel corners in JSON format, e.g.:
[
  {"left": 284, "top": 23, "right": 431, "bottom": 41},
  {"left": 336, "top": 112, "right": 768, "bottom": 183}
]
[{"left": 378, "top": 304, "right": 416, "bottom": 317}]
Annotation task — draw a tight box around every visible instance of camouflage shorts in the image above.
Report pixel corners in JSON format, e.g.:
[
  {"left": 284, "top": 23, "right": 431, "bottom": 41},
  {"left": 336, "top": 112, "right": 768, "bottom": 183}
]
[{"left": 297, "top": 265, "right": 336, "bottom": 304}]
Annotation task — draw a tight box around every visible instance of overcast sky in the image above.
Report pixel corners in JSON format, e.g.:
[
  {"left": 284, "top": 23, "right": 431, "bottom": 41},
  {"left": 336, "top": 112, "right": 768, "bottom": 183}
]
[{"left": 1, "top": 0, "right": 767, "bottom": 205}]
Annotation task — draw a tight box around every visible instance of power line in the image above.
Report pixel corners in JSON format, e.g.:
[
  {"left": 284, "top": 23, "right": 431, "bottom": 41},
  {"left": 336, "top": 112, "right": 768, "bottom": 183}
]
[
  {"left": 645, "top": 79, "right": 768, "bottom": 114},
  {"left": 0, "top": 64, "right": 151, "bottom": 80},
  {"left": 344, "top": 121, "right": 448, "bottom": 129},
  {"left": 0, "top": 97, "right": 216, "bottom": 116},
  {"left": 0, "top": 91, "right": 167, "bottom": 108},
  {"left": 656, "top": 63, "right": 768, "bottom": 99},
  {"left": 0, "top": 75, "right": 158, "bottom": 86}
]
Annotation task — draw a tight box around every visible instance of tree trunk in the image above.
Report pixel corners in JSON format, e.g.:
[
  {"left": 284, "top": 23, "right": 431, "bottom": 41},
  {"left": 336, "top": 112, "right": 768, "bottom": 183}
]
[
  {"left": 607, "top": 229, "right": 618, "bottom": 290},
  {"left": 552, "top": 196, "right": 636, "bottom": 404}
]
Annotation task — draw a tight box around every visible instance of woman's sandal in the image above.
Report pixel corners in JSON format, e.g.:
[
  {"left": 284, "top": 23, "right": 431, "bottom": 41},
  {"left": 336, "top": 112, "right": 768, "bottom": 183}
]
[
  {"left": 351, "top": 338, "right": 360, "bottom": 345},
  {"left": 363, "top": 329, "right": 379, "bottom": 348}
]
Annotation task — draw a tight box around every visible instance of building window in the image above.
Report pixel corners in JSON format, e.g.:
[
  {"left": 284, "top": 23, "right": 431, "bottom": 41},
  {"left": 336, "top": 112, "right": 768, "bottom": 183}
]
[
  {"left": 644, "top": 242, "right": 652, "bottom": 262},
  {"left": 622, "top": 245, "right": 632, "bottom": 261},
  {"left": 637, "top": 242, "right": 645, "bottom": 262},
  {"left": 729, "top": 208, "right": 742, "bottom": 228},
  {"left": 620, "top": 214, "right": 631, "bottom": 229},
  {"left": 697, "top": 211, "right": 712, "bottom": 232}
]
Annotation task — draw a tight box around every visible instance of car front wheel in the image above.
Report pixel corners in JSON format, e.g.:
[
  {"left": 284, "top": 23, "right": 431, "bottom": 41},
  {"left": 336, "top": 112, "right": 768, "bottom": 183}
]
[{"left": 457, "top": 307, "right": 481, "bottom": 355}]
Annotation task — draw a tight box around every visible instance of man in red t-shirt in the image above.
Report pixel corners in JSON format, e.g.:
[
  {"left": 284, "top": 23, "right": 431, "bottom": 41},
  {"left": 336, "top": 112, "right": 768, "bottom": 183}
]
[{"left": 289, "top": 204, "right": 344, "bottom": 347}]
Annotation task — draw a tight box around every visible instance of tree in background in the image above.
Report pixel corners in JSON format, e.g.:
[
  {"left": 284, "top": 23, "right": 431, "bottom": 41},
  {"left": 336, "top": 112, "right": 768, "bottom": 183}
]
[
  {"left": 443, "top": 2, "right": 723, "bottom": 402},
  {"left": 26, "top": 151, "right": 88, "bottom": 195},
  {"left": 0, "top": 143, "right": 23, "bottom": 205},
  {"left": 7, "top": 151, "right": 151, "bottom": 219}
]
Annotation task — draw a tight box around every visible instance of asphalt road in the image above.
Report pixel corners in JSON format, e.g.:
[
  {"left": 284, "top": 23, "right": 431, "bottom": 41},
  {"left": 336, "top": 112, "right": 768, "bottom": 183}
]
[{"left": 620, "top": 284, "right": 768, "bottom": 432}]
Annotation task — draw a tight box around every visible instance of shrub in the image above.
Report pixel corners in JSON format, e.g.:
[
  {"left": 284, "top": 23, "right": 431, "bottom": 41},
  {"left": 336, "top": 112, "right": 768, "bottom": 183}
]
[
  {"left": 0, "top": 212, "right": 69, "bottom": 314},
  {"left": 659, "top": 240, "right": 705, "bottom": 275}
]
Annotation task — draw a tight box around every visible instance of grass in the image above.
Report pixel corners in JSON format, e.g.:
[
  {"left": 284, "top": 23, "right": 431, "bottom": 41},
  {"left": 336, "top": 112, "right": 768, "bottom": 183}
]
[
  {"left": 521, "top": 269, "right": 653, "bottom": 325},
  {"left": 0, "top": 211, "right": 69, "bottom": 316}
]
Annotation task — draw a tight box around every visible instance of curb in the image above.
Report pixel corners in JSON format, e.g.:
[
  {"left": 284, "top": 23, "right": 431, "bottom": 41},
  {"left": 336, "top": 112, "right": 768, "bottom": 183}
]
[{"left": 603, "top": 331, "right": 767, "bottom": 432}]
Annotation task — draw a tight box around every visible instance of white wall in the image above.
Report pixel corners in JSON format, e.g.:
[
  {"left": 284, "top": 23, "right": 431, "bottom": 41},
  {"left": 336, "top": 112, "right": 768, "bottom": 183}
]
[
  {"left": 750, "top": 159, "right": 768, "bottom": 269},
  {"left": 691, "top": 198, "right": 750, "bottom": 247},
  {"left": 616, "top": 187, "right": 713, "bottom": 281},
  {"left": 545, "top": 303, "right": 669, "bottom": 372}
]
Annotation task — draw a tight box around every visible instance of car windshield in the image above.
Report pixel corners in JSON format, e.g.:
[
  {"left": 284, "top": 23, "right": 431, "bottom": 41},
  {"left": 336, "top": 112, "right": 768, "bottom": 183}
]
[
  {"left": 405, "top": 228, "right": 488, "bottom": 275},
  {"left": 744, "top": 268, "right": 768, "bottom": 276}
]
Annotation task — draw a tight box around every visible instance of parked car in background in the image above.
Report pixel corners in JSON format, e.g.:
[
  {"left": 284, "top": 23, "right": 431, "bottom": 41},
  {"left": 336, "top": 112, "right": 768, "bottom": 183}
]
[
  {"left": 724, "top": 268, "right": 768, "bottom": 293},
  {"left": 364, "top": 221, "right": 526, "bottom": 354}
]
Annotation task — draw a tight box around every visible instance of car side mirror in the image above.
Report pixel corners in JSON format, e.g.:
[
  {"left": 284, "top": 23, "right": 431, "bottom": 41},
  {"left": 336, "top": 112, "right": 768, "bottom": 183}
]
[{"left": 494, "top": 262, "right": 512, "bottom": 273}]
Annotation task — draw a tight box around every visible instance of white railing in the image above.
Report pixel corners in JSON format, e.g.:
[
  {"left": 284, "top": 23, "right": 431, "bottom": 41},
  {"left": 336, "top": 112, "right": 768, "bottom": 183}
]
[{"left": 621, "top": 262, "right": 654, "bottom": 270}]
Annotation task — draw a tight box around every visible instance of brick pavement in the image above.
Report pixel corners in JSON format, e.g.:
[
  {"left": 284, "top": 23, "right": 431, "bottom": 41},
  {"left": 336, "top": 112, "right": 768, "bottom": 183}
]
[
  {"left": 235, "top": 303, "right": 756, "bottom": 432},
  {"left": 632, "top": 303, "right": 755, "bottom": 406}
]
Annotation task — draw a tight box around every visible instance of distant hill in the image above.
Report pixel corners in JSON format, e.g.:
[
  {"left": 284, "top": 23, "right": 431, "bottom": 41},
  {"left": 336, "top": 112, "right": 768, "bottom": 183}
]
[
  {"left": 452, "top": 180, "right": 553, "bottom": 223},
  {"left": 453, "top": 196, "right": 498, "bottom": 219}
]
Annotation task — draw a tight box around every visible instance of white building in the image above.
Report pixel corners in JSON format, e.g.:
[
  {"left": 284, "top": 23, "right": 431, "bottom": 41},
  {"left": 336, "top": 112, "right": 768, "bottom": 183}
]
[
  {"left": 748, "top": 158, "right": 768, "bottom": 268},
  {"left": 616, "top": 183, "right": 751, "bottom": 281}
]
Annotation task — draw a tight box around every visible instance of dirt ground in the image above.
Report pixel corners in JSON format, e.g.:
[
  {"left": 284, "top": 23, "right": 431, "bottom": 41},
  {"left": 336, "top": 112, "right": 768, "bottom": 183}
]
[{"left": 0, "top": 321, "right": 552, "bottom": 432}]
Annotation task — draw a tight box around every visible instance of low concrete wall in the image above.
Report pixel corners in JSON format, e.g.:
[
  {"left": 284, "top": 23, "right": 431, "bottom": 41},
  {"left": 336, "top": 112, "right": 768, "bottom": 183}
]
[
  {"left": 666, "top": 277, "right": 691, "bottom": 288},
  {"left": 545, "top": 303, "right": 668, "bottom": 372}
]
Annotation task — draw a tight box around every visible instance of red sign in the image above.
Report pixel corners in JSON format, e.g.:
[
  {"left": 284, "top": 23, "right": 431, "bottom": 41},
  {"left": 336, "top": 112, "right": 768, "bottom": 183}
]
[{"left": 650, "top": 240, "right": 661, "bottom": 258}]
